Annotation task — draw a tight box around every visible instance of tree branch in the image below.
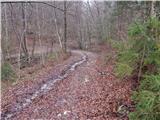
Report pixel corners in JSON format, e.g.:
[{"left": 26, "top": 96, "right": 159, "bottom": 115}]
[{"left": 1, "top": 1, "right": 75, "bottom": 17}]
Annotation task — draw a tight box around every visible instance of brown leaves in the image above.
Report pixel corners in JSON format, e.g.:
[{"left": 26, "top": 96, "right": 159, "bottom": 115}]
[{"left": 2, "top": 50, "right": 132, "bottom": 120}]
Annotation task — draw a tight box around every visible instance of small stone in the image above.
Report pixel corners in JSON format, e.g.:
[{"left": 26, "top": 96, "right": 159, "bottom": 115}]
[
  {"left": 57, "top": 113, "right": 62, "bottom": 117},
  {"left": 64, "top": 110, "right": 71, "bottom": 115}
]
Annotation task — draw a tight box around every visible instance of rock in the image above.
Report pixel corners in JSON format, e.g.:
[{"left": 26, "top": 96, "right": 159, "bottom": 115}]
[
  {"left": 117, "top": 104, "right": 129, "bottom": 117},
  {"left": 57, "top": 113, "right": 62, "bottom": 117},
  {"left": 63, "top": 110, "right": 71, "bottom": 115}
]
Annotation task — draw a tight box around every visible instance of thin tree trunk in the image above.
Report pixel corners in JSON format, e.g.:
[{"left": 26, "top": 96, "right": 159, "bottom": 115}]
[
  {"left": 86, "top": 20, "right": 91, "bottom": 49},
  {"left": 50, "top": 40, "right": 54, "bottom": 53},
  {"left": 76, "top": 2, "right": 83, "bottom": 49},
  {"left": 31, "top": 36, "right": 36, "bottom": 58},
  {"left": 36, "top": 4, "right": 45, "bottom": 65},
  {"left": 22, "top": 3, "right": 29, "bottom": 61},
  {"left": 63, "top": 1, "right": 67, "bottom": 52},
  {"left": 94, "top": 1, "right": 103, "bottom": 42},
  {"left": 4, "top": 4, "right": 10, "bottom": 60},
  {"left": 9, "top": 3, "right": 26, "bottom": 67},
  {"left": 87, "top": 1, "right": 95, "bottom": 24},
  {"left": 138, "top": 44, "right": 146, "bottom": 81},
  {"left": 9, "top": 3, "right": 21, "bottom": 46},
  {"left": 150, "top": 1, "right": 156, "bottom": 17},
  {"left": 18, "top": 32, "right": 23, "bottom": 80},
  {"left": 24, "top": 2, "right": 30, "bottom": 63},
  {"left": 18, "top": 29, "right": 26, "bottom": 81},
  {"left": 53, "top": 2, "right": 63, "bottom": 49},
  {"left": 78, "top": 16, "right": 83, "bottom": 49}
]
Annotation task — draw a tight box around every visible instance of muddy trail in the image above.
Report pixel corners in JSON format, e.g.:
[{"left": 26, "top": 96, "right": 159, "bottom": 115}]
[
  {"left": 2, "top": 51, "right": 87, "bottom": 120},
  {"left": 1, "top": 50, "right": 132, "bottom": 120}
]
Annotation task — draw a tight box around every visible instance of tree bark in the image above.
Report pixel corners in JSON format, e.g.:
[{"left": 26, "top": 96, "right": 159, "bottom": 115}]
[
  {"left": 22, "top": 3, "right": 29, "bottom": 61},
  {"left": 63, "top": 1, "right": 67, "bottom": 52},
  {"left": 150, "top": 0, "right": 156, "bottom": 17},
  {"left": 4, "top": 4, "right": 10, "bottom": 60},
  {"left": 36, "top": 4, "right": 45, "bottom": 65},
  {"left": 53, "top": 2, "right": 63, "bottom": 50},
  {"left": 138, "top": 44, "right": 146, "bottom": 81},
  {"left": 31, "top": 36, "right": 36, "bottom": 58}
]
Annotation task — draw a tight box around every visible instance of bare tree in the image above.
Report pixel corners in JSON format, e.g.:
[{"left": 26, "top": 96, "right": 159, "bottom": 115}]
[
  {"left": 53, "top": 2, "right": 63, "bottom": 50},
  {"left": 21, "top": 3, "right": 29, "bottom": 61},
  {"left": 4, "top": 4, "right": 10, "bottom": 59},
  {"left": 151, "top": 0, "right": 156, "bottom": 17},
  {"left": 63, "top": 1, "right": 67, "bottom": 52},
  {"left": 36, "top": 3, "right": 45, "bottom": 65}
]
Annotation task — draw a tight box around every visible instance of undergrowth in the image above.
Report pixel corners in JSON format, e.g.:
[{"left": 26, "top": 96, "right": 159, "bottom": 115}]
[
  {"left": 111, "top": 17, "right": 160, "bottom": 120},
  {"left": 1, "top": 62, "right": 17, "bottom": 81}
]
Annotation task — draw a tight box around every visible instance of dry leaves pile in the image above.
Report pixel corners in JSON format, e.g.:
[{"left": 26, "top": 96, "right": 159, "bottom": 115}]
[{"left": 2, "top": 50, "right": 132, "bottom": 120}]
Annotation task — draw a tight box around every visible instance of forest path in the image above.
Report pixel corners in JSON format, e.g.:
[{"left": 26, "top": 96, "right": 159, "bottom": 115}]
[{"left": 2, "top": 50, "right": 132, "bottom": 120}]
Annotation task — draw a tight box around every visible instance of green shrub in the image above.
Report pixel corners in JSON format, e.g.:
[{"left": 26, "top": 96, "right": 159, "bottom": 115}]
[
  {"left": 129, "top": 75, "right": 160, "bottom": 120},
  {"left": 115, "top": 17, "right": 160, "bottom": 78},
  {"left": 117, "top": 50, "right": 138, "bottom": 66},
  {"left": 1, "top": 62, "right": 16, "bottom": 81},
  {"left": 110, "top": 40, "right": 126, "bottom": 52},
  {"left": 115, "top": 63, "right": 133, "bottom": 78},
  {"left": 112, "top": 17, "right": 160, "bottom": 120},
  {"left": 115, "top": 50, "right": 138, "bottom": 78},
  {"left": 144, "top": 49, "right": 160, "bottom": 72},
  {"left": 140, "top": 75, "right": 160, "bottom": 92},
  {"left": 128, "top": 22, "right": 146, "bottom": 37}
]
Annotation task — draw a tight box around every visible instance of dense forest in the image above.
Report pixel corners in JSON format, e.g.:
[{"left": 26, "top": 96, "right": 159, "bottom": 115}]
[{"left": 1, "top": 1, "right": 160, "bottom": 120}]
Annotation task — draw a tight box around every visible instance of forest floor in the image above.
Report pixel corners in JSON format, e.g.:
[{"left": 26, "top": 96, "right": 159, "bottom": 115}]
[
  {"left": 2, "top": 45, "right": 133, "bottom": 120},
  {"left": 1, "top": 45, "right": 66, "bottom": 91}
]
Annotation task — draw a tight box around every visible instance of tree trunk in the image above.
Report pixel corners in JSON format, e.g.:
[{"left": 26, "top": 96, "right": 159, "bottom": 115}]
[
  {"left": 54, "top": 2, "right": 63, "bottom": 49},
  {"left": 150, "top": 1, "right": 156, "bottom": 17},
  {"left": 63, "top": 1, "right": 67, "bottom": 52},
  {"left": 36, "top": 4, "right": 45, "bottom": 65},
  {"left": 4, "top": 4, "right": 10, "bottom": 60},
  {"left": 138, "top": 44, "right": 146, "bottom": 81},
  {"left": 31, "top": 36, "right": 36, "bottom": 58},
  {"left": 22, "top": 3, "right": 29, "bottom": 62}
]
